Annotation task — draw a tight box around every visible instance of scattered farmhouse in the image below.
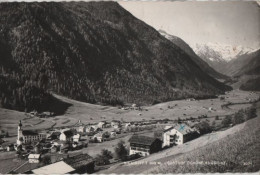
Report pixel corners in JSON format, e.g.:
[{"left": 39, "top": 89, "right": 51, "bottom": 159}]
[
  {"left": 162, "top": 124, "right": 199, "bottom": 147},
  {"left": 59, "top": 130, "right": 76, "bottom": 142},
  {"left": 85, "top": 125, "right": 96, "bottom": 133},
  {"left": 74, "top": 120, "right": 86, "bottom": 133},
  {"left": 97, "top": 121, "right": 106, "bottom": 128},
  {"left": 129, "top": 135, "right": 162, "bottom": 156},
  {"left": 16, "top": 121, "right": 46, "bottom": 145},
  {"left": 92, "top": 131, "right": 109, "bottom": 142},
  {"left": 111, "top": 120, "right": 121, "bottom": 128}
]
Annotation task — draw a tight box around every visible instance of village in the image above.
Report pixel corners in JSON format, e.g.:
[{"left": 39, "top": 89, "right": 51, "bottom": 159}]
[{"left": 0, "top": 90, "right": 259, "bottom": 174}]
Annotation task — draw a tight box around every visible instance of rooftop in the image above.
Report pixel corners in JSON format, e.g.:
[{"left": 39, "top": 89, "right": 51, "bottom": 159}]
[
  {"left": 64, "top": 153, "right": 94, "bottom": 169},
  {"left": 22, "top": 130, "right": 38, "bottom": 136},
  {"left": 129, "top": 135, "right": 158, "bottom": 146},
  {"left": 32, "top": 161, "right": 75, "bottom": 174},
  {"left": 63, "top": 130, "right": 74, "bottom": 137},
  {"left": 28, "top": 154, "right": 41, "bottom": 159},
  {"left": 174, "top": 124, "right": 194, "bottom": 135}
]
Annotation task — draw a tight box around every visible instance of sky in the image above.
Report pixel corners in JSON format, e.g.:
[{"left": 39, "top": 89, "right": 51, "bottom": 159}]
[{"left": 119, "top": 1, "right": 260, "bottom": 49}]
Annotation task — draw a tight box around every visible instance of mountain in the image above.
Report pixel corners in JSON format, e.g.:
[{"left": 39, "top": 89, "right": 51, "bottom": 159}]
[
  {"left": 192, "top": 43, "right": 256, "bottom": 74},
  {"left": 159, "top": 30, "right": 228, "bottom": 80},
  {"left": 0, "top": 2, "right": 231, "bottom": 112},
  {"left": 233, "top": 49, "right": 260, "bottom": 77},
  {"left": 233, "top": 49, "right": 260, "bottom": 91}
]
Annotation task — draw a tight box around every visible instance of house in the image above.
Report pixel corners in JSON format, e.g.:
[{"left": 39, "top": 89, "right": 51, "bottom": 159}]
[
  {"left": 97, "top": 121, "right": 106, "bottom": 128},
  {"left": 162, "top": 124, "right": 199, "bottom": 147},
  {"left": 85, "top": 125, "right": 96, "bottom": 133},
  {"left": 125, "top": 122, "right": 131, "bottom": 128},
  {"left": 16, "top": 121, "right": 46, "bottom": 145},
  {"left": 92, "top": 133, "right": 104, "bottom": 142},
  {"left": 6, "top": 144, "right": 14, "bottom": 151},
  {"left": 31, "top": 161, "right": 75, "bottom": 174},
  {"left": 111, "top": 120, "right": 121, "bottom": 128},
  {"left": 77, "top": 126, "right": 86, "bottom": 133},
  {"left": 129, "top": 135, "right": 162, "bottom": 156},
  {"left": 73, "top": 134, "right": 81, "bottom": 142},
  {"left": 28, "top": 154, "right": 41, "bottom": 163},
  {"left": 110, "top": 131, "right": 117, "bottom": 137},
  {"left": 73, "top": 120, "right": 86, "bottom": 133},
  {"left": 64, "top": 153, "right": 95, "bottom": 174},
  {"left": 59, "top": 130, "right": 74, "bottom": 142}
]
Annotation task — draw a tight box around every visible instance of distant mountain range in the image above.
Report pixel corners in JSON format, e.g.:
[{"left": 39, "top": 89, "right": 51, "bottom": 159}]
[
  {"left": 230, "top": 49, "right": 260, "bottom": 91},
  {"left": 192, "top": 42, "right": 258, "bottom": 74},
  {"left": 0, "top": 2, "right": 231, "bottom": 112},
  {"left": 159, "top": 30, "right": 228, "bottom": 80},
  {"left": 191, "top": 42, "right": 260, "bottom": 91}
]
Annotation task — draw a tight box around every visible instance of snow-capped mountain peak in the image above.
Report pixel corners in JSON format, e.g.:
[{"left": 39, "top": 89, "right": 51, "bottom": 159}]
[{"left": 192, "top": 42, "right": 256, "bottom": 62}]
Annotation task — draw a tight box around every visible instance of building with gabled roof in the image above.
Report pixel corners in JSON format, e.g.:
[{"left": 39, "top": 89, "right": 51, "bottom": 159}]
[
  {"left": 16, "top": 121, "right": 46, "bottom": 145},
  {"left": 64, "top": 153, "right": 95, "bottom": 173},
  {"left": 59, "top": 130, "right": 75, "bottom": 142},
  {"left": 129, "top": 135, "right": 162, "bottom": 156},
  {"left": 31, "top": 161, "right": 75, "bottom": 174},
  {"left": 28, "top": 154, "right": 41, "bottom": 163},
  {"left": 162, "top": 123, "right": 199, "bottom": 147}
]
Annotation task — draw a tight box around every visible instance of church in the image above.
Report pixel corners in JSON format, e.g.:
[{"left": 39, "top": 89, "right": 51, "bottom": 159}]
[{"left": 17, "top": 120, "right": 46, "bottom": 145}]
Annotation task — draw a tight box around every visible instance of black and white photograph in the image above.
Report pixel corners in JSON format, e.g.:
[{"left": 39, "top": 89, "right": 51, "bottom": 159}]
[{"left": 0, "top": 0, "right": 259, "bottom": 174}]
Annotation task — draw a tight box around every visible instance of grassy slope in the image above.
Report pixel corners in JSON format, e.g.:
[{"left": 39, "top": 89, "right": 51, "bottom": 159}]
[
  {"left": 150, "top": 102, "right": 260, "bottom": 173},
  {"left": 98, "top": 101, "right": 260, "bottom": 174}
]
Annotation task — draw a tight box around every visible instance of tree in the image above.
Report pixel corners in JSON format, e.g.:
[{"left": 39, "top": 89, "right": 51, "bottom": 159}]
[
  {"left": 114, "top": 140, "right": 128, "bottom": 161},
  {"left": 222, "top": 115, "right": 232, "bottom": 127},
  {"left": 233, "top": 110, "right": 245, "bottom": 125},
  {"left": 101, "top": 149, "right": 113, "bottom": 159},
  {"left": 95, "top": 149, "right": 113, "bottom": 166},
  {"left": 246, "top": 107, "right": 257, "bottom": 120},
  {"left": 5, "top": 132, "right": 9, "bottom": 138},
  {"left": 42, "top": 155, "right": 51, "bottom": 165},
  {"left": 194, "top": 121, "right": 212, "bottom": 134}
]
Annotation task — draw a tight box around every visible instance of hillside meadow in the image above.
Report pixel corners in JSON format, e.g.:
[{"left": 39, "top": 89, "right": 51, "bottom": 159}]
[{"left": 149, "top": 102, "right": 260, "bottom": 173}]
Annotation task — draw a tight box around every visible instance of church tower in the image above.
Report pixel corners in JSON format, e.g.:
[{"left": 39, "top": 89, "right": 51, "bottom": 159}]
[{"left": 17, "top": 120, "right": 23, "bottom": 145}]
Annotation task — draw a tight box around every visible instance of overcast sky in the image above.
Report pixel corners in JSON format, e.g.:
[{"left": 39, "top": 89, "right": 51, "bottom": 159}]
[{"left": 119, "top": 1, "right": 260, "bottom": 49}]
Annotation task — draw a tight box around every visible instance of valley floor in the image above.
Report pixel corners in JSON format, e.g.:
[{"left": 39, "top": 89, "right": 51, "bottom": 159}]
[
  {"left": 98, "top": 101, "right": 260, "bottom": 173},
  {"left": 0, "top": 89, "right": 258, "bottom": 139},
  {"left": 0, "top": 90, "right": 259, "bottom": 173}
]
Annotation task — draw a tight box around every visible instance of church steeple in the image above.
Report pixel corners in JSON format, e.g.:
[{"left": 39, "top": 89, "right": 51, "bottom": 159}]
[
  {"left": 17, "top": 120, "right": 23, "bottom": 145},
  {"left": 18, "top": 120, "right": 22, "bottom": 129}
]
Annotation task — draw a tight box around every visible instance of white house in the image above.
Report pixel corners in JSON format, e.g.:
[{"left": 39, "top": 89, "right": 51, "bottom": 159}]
[
  {"left": 77, "top": 126, "right": 86, "bottom": 133},
  {"left": 85, "top": 125, "right": 96, "bottom": 133},
  {"left": 92, "top": 133, "right": 104, "bottom": 143},
  {"left": 162, "top": 124, "right": 198, "bottom": 148},
  {"left": 28, "top": 154, "right": 41, "bottom": 163},
  {"left": 125, "top": 123, "right": 131, "bottom": 128},
  {"left": 59, "top": 130, "right": 74, "bottom": 142},
  {"left": 97, "top": 121, "right": 106, "bottom": 128},
  {"left": 73, "top": 134, "right": 80, "bottom": 142}
]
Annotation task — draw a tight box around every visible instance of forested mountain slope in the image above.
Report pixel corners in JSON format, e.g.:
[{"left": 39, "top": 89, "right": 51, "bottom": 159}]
[{"left": 0, "top": 2, "right": 231, "bottom": 112}]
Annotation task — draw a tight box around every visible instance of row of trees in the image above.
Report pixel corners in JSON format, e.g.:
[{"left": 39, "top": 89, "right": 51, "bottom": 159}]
[
  {"left": 222, "top": 105, "right": 257, "bottom": 127},
  {"left": 95, "top": 140, "right": 129, "bottom": 166}
]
